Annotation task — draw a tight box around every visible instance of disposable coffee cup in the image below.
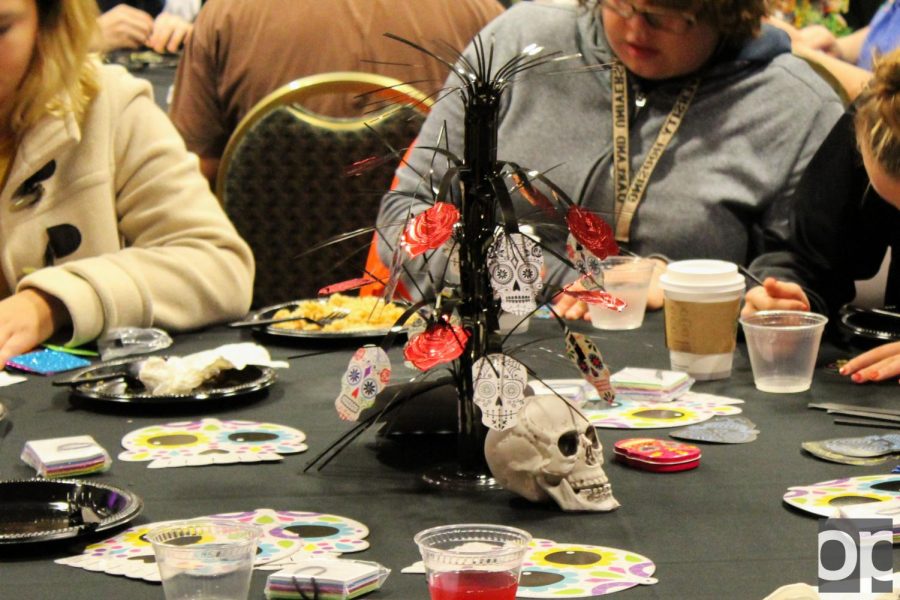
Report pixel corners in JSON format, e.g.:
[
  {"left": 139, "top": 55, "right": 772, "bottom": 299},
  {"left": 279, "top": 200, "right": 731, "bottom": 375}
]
[{"left": 659, "top": 260, "right": 745, "bottom": 380}]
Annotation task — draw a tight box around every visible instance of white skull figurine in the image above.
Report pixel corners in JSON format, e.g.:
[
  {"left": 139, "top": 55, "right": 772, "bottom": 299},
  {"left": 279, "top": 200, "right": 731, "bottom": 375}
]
[{"left": 485, "top": 394, "right": 619, "bottom": 512}]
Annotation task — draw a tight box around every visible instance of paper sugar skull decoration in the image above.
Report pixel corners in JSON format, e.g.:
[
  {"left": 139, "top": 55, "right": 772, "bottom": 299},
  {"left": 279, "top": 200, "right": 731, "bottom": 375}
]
[
  {"left": 473, "top": 354, "right": 528, "bottom": 430},
  {"left": 335, "top": 346, "right": 392, "bottom": 421},
  {"left": 485, "top": 395, "right": 619, "bottom": 511},
  {"left": 488, "top": 232, "right": 544, "bottom": 315},
  {"left": 119, "top": 419, "right": 307, "bottom": 468},
  {"left": 565, "top": 332, "right": 614, "bottom": 403}
]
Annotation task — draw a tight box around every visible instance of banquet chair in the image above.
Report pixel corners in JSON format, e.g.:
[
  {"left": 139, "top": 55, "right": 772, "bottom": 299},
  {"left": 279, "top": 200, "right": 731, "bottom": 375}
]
[{"left": 216, "top": 72, "right": 432, "bottom": 308}]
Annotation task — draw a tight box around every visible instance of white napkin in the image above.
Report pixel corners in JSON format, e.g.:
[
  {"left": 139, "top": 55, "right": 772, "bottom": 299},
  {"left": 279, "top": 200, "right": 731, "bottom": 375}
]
[{"left": 138, "top": 343, "right": 288, "bottom": 395}]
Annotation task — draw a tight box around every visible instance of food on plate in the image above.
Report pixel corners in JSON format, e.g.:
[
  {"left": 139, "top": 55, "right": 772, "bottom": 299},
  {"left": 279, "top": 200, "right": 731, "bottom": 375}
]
[{"left": 272, "top": 294, "right": 407, "bottom": 332}]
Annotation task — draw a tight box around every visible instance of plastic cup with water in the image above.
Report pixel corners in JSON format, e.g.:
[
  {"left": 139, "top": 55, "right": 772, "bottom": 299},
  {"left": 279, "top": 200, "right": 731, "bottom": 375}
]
[
  {"left": 147, "top": 520, "right": 260, "bottom": 600},
  {"left": 739, "top": 310, "right": 828, "bottom": 393},
  {"left": 587, "top": 256, "right": 656, "bottom": 330},
  {"left": 415, "top": 523, "right": 532, "bottom": 600}
]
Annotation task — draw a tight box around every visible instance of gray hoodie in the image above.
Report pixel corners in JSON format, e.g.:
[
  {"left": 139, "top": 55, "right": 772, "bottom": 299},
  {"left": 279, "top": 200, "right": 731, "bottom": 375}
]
[{"left": 376, "top": 2, "right": 845, "bottom": 297}]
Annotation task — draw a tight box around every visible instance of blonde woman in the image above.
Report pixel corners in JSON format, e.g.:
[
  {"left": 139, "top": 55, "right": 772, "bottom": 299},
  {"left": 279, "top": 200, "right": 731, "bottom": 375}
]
[
  {"left": 746, "top": 47, "right": 900, "bottom": 383},
  {"left": 0, "top": 0, "right": 253, "bottom": 366}
]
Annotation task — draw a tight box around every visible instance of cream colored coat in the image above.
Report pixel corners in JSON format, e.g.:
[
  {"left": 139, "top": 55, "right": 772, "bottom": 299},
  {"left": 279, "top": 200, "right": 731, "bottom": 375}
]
[{"left": 1, "top": 65, "right": 254, "bottom": 345}]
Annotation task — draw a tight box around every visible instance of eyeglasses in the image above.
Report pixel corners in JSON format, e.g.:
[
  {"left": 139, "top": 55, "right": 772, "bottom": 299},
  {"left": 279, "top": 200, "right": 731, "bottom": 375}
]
[{"left": 601, "top": 0, "right": 697, "bottom": 34}]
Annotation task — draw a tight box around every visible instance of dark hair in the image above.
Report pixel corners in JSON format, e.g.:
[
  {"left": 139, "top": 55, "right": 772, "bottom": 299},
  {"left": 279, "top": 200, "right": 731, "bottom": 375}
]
[{"left": 579, "top": 0, "right": 771, "bottom": 44}]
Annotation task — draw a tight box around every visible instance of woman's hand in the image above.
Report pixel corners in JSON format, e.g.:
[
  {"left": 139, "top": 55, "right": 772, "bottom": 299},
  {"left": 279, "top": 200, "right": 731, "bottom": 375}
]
[
  {"left": 840, "top": 341, "right": 900, "bottom": 383},
  {"left": 0, "top": 290, "right": 69, "bottom": 368},
  {"left": 741, "top": 277, "right": 810, "bottom": 318},
  {"left": 147, "top": 13, "right": 193, "bottom": 54}
]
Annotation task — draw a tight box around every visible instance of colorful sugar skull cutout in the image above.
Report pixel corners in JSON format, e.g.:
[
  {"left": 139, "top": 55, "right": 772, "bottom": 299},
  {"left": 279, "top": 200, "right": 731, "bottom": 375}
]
[
  {"left": 518, "top": 538, "right": 657, "bottom": 597},
  {"left": 581, "top": 392, "right": 743, "bottom": 429},
  {"left": 783, "top": 474, "right": 900, "bottom": 518},
  {"left": 118, "top": 419, "right": 307, "bottom": 468},
  {"left": 335, "top": 346, "right": 391, "bottom": 421},
  {"left": 473, "top": 354, "right": 528, "bottom": 430},
  {"left": 487, "top": 231, "right": 544, "bottom": 315},
  {"left": 56, "top": 509, "right": 370, "bottom": 582},
  {"left": 404, "top": 538, "right": 656, "bottom": 597},
  {"left": 565, "top": 332, "right": 614, "bottom": 403},
  {"left": 566, "top": 233, "right": 603, "bottom": 290}
]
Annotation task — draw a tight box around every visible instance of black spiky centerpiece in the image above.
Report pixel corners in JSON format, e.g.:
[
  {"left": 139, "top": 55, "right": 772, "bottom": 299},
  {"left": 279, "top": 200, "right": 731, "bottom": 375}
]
[
  {"left": 421, "top": 55, "right": 505, "bottom": 490},
  {"left": 304, "top": 34, "right": 622, "bottom": 493}
]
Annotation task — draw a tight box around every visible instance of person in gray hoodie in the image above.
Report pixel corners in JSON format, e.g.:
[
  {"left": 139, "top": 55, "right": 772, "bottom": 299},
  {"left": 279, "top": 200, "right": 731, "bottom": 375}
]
[{"left": 375, "top": 0, "right": 845, "bottom": 318}]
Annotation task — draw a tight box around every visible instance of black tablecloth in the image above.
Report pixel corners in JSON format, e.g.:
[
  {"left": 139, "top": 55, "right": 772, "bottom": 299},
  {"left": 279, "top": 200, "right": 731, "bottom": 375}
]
[{"left": 1, "top": 312, "right": 897, "bottom": 599}]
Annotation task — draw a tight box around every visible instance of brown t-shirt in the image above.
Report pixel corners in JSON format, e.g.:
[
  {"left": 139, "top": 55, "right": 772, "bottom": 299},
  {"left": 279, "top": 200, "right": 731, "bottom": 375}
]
[{"left": 169, "top": 0, "right": 505, "bottom": 159}]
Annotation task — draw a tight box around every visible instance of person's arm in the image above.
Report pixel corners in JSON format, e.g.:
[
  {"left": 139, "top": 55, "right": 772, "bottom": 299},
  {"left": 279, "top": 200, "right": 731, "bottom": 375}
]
[
  {"left": 0, "top": 290, "right": 69, "bottom": 368},
  {"left": 792, "top": 43, "right": 873, "bottom": 102},
  {"left": 833, "top": 26, "right": 869, "bottom": 64},
  {"left": 95, "top": 4, "right": 154, "bottom": 52},
  {"left": 168, "top": 6, "right": 229, "bottom": 188},
  {"left": 20, "top": 68, "right": 254, "bottom": 346}
]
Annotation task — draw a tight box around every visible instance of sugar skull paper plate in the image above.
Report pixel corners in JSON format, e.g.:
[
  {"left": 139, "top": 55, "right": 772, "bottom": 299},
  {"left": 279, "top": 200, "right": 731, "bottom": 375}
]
[
  {"left": 783, "top": 474, "right": 900, "bottom": 518},
  {"left": 118, "top": 419, "right": 307, "bottom": 468},
  {"left": 518, "top": 538, "right": 657, "bottom": 597},
  {"left": 56, "top": 508, "right": 370, "bottom": 582},
  {"left": 582, "top": 392, "right": 743, "bottom": 429}
]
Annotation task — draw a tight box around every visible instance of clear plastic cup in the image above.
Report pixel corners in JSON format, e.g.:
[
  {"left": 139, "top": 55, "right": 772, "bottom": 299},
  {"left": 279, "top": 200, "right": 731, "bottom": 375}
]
[
  {"left": 587, "top": 256, "right": 656, "bottom": 330},
  {"left": 147, "top": 520, "right": 260, "bottom": 600},
  {"left": 659, "top": 259, "right": 746, "bottom": 380},
  {"left": 739, "top": 310, "right": 828, "bottom": 393},
  {"left": 415, "top": 524, "right": 532, "bottom": 600}
]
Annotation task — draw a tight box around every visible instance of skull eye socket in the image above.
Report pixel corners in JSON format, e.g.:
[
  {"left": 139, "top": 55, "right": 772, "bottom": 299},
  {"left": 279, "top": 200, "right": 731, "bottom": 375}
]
[
  {"left": 558, "top": 431, "right": 580, "bottom": 456},
  {"left": 584, "top": 426, "right": 600, "bottom": 448}
]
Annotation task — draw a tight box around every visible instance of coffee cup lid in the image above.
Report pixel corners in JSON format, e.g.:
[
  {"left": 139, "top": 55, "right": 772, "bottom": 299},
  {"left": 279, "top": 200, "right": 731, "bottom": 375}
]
[{"left": 659, "top": 259, "right": 745, "bottom": 295}]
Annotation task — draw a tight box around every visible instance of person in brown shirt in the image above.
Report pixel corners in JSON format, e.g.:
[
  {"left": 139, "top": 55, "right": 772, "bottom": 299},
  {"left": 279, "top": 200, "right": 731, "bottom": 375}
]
[{"left": 168, "top": 0, "right": 505, "bottom": 185}]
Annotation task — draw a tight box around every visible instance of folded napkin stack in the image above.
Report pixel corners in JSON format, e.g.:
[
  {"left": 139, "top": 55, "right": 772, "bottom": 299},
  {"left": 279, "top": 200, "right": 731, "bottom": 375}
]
[
  {"left": 265, "top": 559, "right": 390, "bottom": 600},
  {"left": 610, "top": 367, "right": 693, "bottom": 402},
  {"left": 21, "top": 435, "right": 112, "bottom": 478}
]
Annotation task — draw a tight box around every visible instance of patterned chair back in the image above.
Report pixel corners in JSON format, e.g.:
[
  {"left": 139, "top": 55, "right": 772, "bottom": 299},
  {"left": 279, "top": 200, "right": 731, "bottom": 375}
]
[{"left": 217, "top": 72, "right": 431, "bottom": 308}]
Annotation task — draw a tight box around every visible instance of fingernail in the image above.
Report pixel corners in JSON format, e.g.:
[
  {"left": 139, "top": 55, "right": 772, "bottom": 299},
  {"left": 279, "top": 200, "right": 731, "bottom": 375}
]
[
  {"left": 851, "top": 373, "right": 863, "bottom": 382},
  {"left": 868, "top": 371, "right": 879, "bottom": 380},
  {"left": 838, "top": 367, "right": 847, "bottom": 375}
]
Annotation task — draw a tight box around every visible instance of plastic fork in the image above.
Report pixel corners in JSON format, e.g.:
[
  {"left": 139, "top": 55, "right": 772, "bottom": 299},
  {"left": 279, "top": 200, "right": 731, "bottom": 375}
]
[{"left": 228, "top": 309, "right": 349, "bottom": 329}]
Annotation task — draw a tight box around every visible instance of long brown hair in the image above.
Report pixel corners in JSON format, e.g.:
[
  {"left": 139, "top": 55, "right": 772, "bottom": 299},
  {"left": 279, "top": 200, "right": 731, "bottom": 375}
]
[{"left": 7, "top": 0, "right": 100, "bottom": 138}]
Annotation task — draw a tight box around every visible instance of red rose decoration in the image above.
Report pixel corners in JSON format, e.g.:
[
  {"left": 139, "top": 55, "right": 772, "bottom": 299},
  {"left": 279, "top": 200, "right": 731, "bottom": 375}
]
[
  {"left": 403, "top": 320, "right": 470, "bottom": 371},
  {"left": 566, "top": 206, "right": 618, "bottom": 260},
  {"left": 401, "top": 202, "right": 460, "bottom": 258}
]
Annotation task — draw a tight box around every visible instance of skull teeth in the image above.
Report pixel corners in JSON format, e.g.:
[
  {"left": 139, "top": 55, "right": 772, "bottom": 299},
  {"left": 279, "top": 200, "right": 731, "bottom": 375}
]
[{"left": 574, "top": 481, "right": 611, "bottom": 501}]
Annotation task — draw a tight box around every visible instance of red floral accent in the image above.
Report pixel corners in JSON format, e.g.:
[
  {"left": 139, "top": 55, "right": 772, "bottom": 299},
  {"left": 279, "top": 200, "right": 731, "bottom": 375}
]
[
  {"left": 318, "top": 277, "right": 375, "bottom": 296},
  {"left": 403, "top": 320, "right": 470, "bottom": 371},
  {"left": 562, "top": 284, "right": 627, "bottom": 311},
  {"left": 401, "top": 202, "right": 460, "bottom": 258},
  {"left": 566, "top": 206, "right": 618, "bottom": 260}
]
